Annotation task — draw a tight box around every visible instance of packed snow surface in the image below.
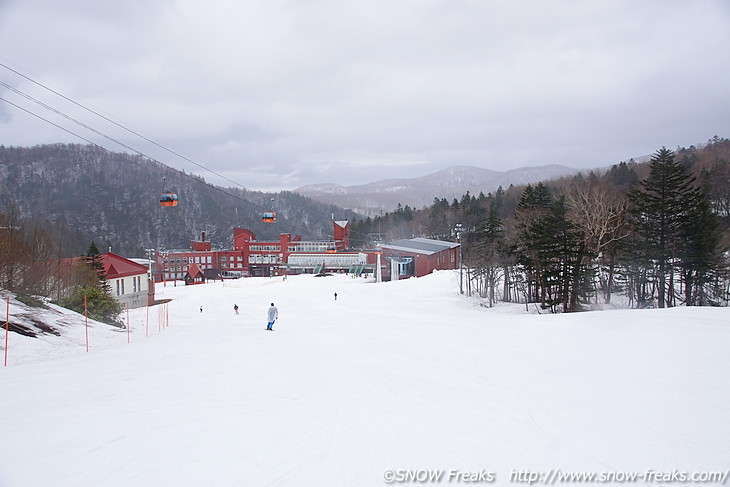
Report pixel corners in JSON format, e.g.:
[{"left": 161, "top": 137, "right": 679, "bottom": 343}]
[{"left": 1, "top": 271, "right": 728, "bottom": 486}]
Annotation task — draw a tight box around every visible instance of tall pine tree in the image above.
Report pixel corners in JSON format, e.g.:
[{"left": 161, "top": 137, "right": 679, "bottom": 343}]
[
  {"left": 84, "top": 241, "right": 111, "bottom": 295},
  {"left": 627, "top": 147, "right": 713, "bottom": 307}
]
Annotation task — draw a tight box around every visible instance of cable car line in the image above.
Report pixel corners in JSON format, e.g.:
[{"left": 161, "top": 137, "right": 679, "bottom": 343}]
[
  {"left": 1, "top": 80, "right": 150, "bottom": 157},
  {"left": 0, "top": 68, "right": 271, "bottom": 213},
  {"left": 0, "top": 61, "right": 249, "bottom": 192},
  {"left": 0, "top": 95, "right": 99, "bottom": 146},
  {"left": 0, "top": 94, "right": 268, "bottom": 212}
]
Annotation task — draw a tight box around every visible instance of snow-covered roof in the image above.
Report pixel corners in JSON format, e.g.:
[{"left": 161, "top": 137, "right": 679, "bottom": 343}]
[{"left": 381, "top": 237, "right": 459, "bottom": 255}]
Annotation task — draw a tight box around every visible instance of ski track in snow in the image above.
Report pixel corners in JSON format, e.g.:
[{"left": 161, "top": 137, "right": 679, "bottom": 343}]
[{"left": 0, "top": 270, "right": 728, "bottom": 487}]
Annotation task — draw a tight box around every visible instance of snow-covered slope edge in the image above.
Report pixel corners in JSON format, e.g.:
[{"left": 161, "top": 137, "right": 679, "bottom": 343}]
[{"left": 0, "top": 272, "right": 728, "bottom": 487}]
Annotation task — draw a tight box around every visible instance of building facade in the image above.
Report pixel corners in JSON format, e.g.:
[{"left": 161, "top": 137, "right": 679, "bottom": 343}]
[
  {"left": 155, "top": 220, "right": 375, "bottom": 281},
  {"left": 154, "top": 222, "right": 459, "bottom": 283},
  {"left": 93, "top": 253, "right": 155, "bottom": 308},
  {"left": 381, "top": 238, "right": 460, "bottom": 279}
]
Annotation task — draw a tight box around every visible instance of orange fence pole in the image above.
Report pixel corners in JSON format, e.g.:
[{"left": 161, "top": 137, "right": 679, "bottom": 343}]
[
  {"left": 4, "top": 297, "right": 9, "bottom": 367},
  {"left": 84, "top": 294, "right": 89, "bottom": 352}
]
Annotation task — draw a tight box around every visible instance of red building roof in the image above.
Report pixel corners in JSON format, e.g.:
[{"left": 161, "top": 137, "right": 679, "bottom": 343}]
[
  {"left": 99, "top": 253, "right": 149, "bottom": 279},
  {"left": 186, "top": 263, "right": 205, "bottom": 278},
  {"left": 59, "top": 252, "right": 148, "bottom": 279}
]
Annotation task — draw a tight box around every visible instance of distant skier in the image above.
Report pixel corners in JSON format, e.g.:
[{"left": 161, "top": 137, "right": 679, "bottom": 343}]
[
  {"left": 200, "top": 306, "right": 203, "bottom": 313},
  {"left": 334, "top": 292, "right": 337, "bottom": 301},
  {"left": 234, "top": 304, "right": 239, "bottom": 315},
  {"left": 266, "top": 303, "right": 278, "bottom": 330}
]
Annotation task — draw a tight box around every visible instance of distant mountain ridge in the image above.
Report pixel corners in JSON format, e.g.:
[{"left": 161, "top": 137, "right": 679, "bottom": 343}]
[{"left": 295, "top": 164, "right": 579, "bottom": 215}]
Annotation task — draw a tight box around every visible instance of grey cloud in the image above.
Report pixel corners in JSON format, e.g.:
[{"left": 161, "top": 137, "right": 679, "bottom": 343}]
[{"left": 0, "top": 0, "right": 728, "bottom": 190}]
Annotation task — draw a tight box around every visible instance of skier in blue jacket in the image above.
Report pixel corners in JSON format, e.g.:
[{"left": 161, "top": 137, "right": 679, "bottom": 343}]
[{"left": 266, "top": 303, "right": 278, "bottom": 330}]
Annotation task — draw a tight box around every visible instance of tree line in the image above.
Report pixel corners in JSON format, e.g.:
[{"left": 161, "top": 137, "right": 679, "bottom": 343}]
[
  {"left": 0, "top": 204, "right": 122, "bottom": 324},
  {"left": 350, "top": 138, "right": 730, "bottom": 311}
]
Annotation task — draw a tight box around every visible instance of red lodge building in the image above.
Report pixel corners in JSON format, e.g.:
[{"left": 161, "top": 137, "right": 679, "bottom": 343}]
[{"left": 155, "top": 220, "right": 460, "bottom": 283}]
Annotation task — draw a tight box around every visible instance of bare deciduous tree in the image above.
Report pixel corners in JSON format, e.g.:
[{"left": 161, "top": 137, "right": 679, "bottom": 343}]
[{"left": 565, "top": 181, "right": 630, "bottom": 304}]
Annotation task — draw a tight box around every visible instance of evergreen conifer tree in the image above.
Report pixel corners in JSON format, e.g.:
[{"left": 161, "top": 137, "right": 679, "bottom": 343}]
[
  {"left": 627, "top": 147, "right": 714, "bottom": 307},
  {"left": 84, "top": 241, "right": 111, "bottom": 295}
]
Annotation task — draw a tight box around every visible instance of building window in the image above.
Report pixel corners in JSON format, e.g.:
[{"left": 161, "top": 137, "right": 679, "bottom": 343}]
[{"left": 116, "top": 280, "right": 120, "bottom": 296}]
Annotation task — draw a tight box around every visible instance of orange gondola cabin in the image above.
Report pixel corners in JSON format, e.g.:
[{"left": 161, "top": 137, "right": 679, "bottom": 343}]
[
  {"left": 262, "top": 211, "right": 276, "bottom": 223},
  {"left": 160, "top": 192, "right": 179, "bottom": 207}
]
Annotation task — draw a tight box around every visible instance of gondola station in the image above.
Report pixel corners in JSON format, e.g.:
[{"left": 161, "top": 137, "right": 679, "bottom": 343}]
[{"left": 153, "top": 220, "right": 460, "bottom": 283}]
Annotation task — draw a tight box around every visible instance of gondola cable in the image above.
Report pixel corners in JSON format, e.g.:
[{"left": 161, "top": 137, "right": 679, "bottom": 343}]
[
  {"left": 0, "top": 61, "right": 249, "bottom": 193},
  {"left": 0, "top": 67, "right": 272, "bottom": 213}
]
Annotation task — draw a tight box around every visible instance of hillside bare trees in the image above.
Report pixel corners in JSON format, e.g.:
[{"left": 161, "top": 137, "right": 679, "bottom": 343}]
[
  {"left": 0, "top": 203, "right": 60, "bottom": 297},
  {"left": 565, "top": 181, "right": 630, "bottom": 303}
]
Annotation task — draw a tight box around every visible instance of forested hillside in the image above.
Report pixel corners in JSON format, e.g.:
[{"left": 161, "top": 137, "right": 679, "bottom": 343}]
[
  {"left": 0, "top": 144, "right": 360, "bottom": 256},
  {"left": 350, "top": 137, "right": 730, "bottom": 310}
]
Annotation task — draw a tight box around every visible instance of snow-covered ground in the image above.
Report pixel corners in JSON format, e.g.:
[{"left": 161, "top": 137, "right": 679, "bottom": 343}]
[{"left": 1, "top": 271, "right": 728, "bottom": 486}]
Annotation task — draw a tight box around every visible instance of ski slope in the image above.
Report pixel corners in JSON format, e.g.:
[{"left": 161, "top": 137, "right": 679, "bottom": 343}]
[{"left": 1, "top": 271, "right": 728, "bottom": 486}]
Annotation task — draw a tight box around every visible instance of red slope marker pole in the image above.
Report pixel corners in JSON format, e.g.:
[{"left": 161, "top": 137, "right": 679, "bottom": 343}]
[
  {"left": 84, "top": 294, "right": 89, "bottom": 352},
  {"left": 4, "top": 296, "right": 9, "bottom": 367}
]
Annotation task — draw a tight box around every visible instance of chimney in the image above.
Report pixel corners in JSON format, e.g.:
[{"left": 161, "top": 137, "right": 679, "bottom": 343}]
[{"left": 201, "top": 231, "right": 206, "bottom": 242}]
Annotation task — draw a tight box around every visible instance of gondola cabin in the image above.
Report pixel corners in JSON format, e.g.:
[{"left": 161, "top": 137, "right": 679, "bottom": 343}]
[
  {"left": 160, "top": 193, "right": 179, "bottom": 207},
  {"left": 262, "top": 211, "right": 276, "bottom": 223}
]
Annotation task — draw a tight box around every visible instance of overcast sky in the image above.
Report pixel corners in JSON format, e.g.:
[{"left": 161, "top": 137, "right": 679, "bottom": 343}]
[{"left": 1, "top": 0, "right": 729, "bottom": 191}]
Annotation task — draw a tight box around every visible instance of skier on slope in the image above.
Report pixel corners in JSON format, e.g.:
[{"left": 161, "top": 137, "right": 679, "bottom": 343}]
[{"left": 266, "top": 303, "right": 278, "bottom": 331}]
